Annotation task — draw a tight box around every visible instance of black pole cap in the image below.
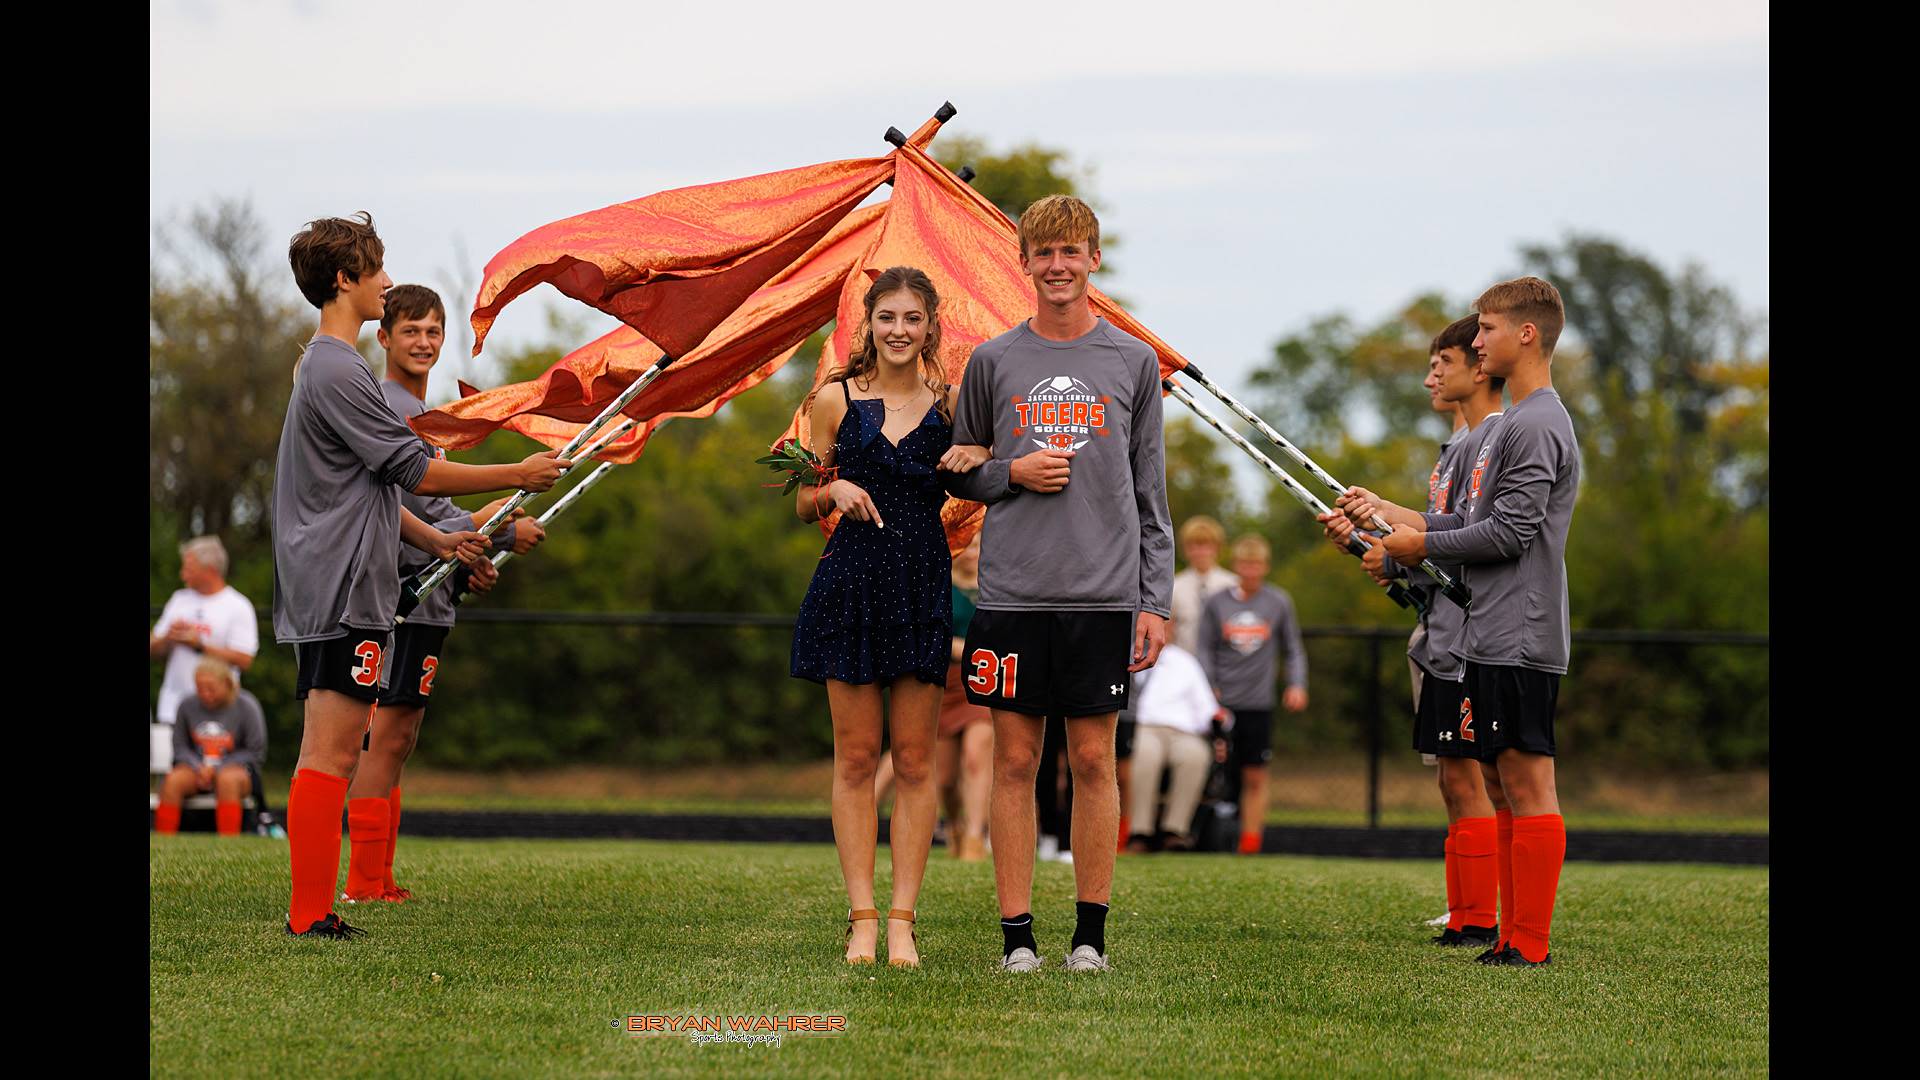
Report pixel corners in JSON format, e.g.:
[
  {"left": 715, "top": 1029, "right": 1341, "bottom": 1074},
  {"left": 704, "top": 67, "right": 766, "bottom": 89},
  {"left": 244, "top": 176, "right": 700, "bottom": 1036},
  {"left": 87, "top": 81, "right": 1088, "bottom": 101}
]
[
  {"left": 957, "top": 165, "right": 976, "bottom": 183},
  {"left": 884, "top": 126, "right": 907, "bottom": 148},
  {"left": 935, "top": 101, "right": 957, "bottom": 122}
]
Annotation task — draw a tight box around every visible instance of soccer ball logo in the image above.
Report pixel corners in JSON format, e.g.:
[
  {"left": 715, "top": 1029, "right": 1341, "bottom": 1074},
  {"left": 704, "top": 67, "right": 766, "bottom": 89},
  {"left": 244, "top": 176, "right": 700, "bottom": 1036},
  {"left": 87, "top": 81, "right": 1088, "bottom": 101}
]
[{"left": 1048, "top": 432, "right": 1076, "bottom": 450}]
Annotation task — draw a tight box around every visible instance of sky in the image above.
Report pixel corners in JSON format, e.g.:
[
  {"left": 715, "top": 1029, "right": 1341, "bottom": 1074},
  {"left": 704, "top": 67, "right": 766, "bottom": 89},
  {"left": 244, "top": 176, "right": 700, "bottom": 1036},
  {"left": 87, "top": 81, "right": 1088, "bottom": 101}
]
[{"left": 151, "top": 0, "right": 1769, "bottom": 489}]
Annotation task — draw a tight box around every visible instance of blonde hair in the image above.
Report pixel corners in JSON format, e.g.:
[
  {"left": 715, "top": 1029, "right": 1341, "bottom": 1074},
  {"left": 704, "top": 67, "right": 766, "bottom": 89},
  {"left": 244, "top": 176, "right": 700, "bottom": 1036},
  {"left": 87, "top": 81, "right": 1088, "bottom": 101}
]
[
  {"left": 1231, "top": 535, "right": 1271, "bottom": 563},
  {"left": 1475, "top": 276, "right": 1566, "bottom": 357},
  {"left": 1178, "top": 516, "right": 1226, "bottom": 548},
  {"left": 1017, "top": 194, "right": 1100, "bottom": 257},
  {"left": 194, "top": 656, "right": 238, "bottom": 686}
]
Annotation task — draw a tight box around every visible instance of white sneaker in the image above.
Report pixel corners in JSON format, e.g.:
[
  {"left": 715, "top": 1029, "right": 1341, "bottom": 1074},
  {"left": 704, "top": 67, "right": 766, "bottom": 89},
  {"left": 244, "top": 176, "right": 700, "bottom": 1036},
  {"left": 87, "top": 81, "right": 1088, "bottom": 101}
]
[
  {"left": 1055, "top": 850, "right": 1075, "bottom": 865},
  {"left": 1425, "top": 910, "right": 1452, "bottom": 927},
  {"left": 1037, "top": 835, "right": 1060, "bottom": 861},
  {"left": 1063, "top": 945, "right": 1112, "bottom": 972},
  {"left": 998, "top": 947, "right": 1045, "bottom": 973}
]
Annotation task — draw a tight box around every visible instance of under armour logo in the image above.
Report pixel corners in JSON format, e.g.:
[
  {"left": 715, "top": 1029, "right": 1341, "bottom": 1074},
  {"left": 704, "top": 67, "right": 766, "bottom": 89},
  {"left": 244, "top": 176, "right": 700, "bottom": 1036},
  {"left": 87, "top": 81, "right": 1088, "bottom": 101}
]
[
  {"left": 1109, "top": 684, "right": 1124, "bottom": 695},
  {"left": 1491, "top": 721, "right": 1499, "bottom": 731},
  {"left": 1439, "top": 731, "right": 1453, "bottom": 741}
]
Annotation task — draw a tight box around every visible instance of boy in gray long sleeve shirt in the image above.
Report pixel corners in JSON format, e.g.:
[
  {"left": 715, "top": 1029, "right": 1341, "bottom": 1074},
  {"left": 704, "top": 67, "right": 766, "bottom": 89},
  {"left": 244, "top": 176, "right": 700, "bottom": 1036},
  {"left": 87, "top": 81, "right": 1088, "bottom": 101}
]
[
  {"left": 944, "top": 195, "right": 1172, "bottom": 974},
  {"left": 1342, "top": 278, "right": 1577, "bottom": 967},
  {"left": 273, "top": 214, "right": 568, "bottom": 939},
  {"left": 1197, "top": 535, "right": 1307, "bottom": 855}
]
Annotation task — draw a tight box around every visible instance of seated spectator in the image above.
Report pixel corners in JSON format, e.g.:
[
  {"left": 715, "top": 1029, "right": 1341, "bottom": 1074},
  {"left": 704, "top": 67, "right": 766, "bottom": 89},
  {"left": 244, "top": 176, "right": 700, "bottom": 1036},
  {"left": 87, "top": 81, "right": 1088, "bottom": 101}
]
[
  {"left": 1125, "top": 622, "right": 1222, "bottom": 853},
  {"left": 156, "top": 659, "right": 267, "bottom": 836},
  {"left": 150, "top": 535, "right": 258, "bottom": 727}
]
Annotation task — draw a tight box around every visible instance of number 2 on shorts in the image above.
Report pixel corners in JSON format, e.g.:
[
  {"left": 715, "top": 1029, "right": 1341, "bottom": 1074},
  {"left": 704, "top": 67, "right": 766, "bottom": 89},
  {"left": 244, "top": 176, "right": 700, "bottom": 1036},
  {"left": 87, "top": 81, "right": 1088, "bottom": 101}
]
[{"left": 967, "top": 649, "right": 1019, "bottom": 698}]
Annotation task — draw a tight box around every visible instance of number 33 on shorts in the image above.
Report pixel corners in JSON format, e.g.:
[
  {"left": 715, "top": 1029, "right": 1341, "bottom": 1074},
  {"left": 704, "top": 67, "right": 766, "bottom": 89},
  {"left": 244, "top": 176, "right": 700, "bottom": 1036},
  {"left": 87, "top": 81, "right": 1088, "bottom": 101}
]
[{"left": 968, "top": 649, "right": 1019, "bottom": 698}]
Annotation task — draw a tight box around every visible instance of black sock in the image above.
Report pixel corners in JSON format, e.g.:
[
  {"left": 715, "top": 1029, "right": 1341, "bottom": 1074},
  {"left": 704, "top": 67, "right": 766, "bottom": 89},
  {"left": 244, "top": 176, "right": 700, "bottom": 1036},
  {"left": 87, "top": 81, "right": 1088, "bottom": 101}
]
[
  {"left": 1001, "top": 913, "right": 1037, "bottom": 956},
  {"left": 1071, "top": 901, "right": 1108, "bottom": 955}
]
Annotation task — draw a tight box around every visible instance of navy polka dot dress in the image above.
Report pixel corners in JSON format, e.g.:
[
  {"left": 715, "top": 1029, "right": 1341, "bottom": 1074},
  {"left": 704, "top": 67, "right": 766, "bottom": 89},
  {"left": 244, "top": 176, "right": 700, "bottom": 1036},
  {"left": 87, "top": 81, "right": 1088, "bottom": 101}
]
[{"left": 791, "top": 383, "right": 953, "bottom": 687}]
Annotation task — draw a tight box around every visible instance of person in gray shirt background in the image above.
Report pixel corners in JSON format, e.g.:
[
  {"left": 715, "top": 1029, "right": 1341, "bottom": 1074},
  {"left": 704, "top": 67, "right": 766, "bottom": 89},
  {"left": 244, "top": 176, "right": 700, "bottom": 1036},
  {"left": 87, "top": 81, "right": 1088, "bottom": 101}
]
[
  {"left": 1198, "top": 534, "right": 1307, "bottom": 855},
  {"left": 155, "top": 658, "right": 266, "bottom": 837},
  {"left": 1341, "top": 277, "right": 1579, "bottom": 968}
]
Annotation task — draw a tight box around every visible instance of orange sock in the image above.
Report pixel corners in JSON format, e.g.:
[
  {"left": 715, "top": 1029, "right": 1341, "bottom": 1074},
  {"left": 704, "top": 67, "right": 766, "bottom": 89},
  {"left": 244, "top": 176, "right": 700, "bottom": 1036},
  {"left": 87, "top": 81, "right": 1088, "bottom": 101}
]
[
  {"left": 343, "top": 798, "right": 392, "bottom": 899},
  {"left": 287, "top": 768, "right": 349, "bottom": 931},
  {"left": 155, "top": 803, "right": 181, "bottom": 834},
  {"left": 215, "top": 800, "right": 242, "bottom": 836},
  {"left": 384, "top": 786, "right": 403, "bottom": 892},
  {"left": 1239, "top": 829, "right": 1263, "bottom": 854},
  {"left": 1509, "top": 813, "right": 1566, "bottom": 962},
  {"left": 1443, "top": 825, "right": 1464, "bottom": 930},
  {"left": 1494, "top": 808, "right": 1514, "bottom": 946},
  {"left": 1117, "top": 814, "right": 1130, "bottom": 851},
  {"left": 1453, "top": 816, "right": 1499, "bottom": 930}
]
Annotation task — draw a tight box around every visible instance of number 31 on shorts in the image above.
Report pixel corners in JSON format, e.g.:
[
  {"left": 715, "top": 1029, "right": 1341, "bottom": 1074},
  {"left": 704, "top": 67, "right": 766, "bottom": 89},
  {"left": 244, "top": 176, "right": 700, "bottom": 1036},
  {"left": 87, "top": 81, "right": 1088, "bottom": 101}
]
[{"left": 968, "top": 649, "right": 1019, "bottom": 698}]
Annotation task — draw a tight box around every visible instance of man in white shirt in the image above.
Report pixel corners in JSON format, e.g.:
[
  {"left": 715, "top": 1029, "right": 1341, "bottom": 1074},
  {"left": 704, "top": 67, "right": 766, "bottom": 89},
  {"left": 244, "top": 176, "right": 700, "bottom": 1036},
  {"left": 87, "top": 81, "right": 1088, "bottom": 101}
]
[
  {"left": 1124, "top": 624, "right": 1222, "bottom": 853},
  {"left": 1169, "top": 516, "right": 1238, "bottom": 654},
  {"left": 150, "top": 536, "right": 259, "bottom": 726}
]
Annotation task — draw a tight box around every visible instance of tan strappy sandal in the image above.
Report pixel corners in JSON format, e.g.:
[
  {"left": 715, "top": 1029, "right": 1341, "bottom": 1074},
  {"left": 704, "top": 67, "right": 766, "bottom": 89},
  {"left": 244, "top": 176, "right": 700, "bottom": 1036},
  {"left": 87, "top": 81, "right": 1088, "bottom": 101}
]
[
  {"left": 887, "top": 908, "right": 920, "bottom": 969},
  {"left": 845, "top": 908, "right": 880, "bottom": 965}
]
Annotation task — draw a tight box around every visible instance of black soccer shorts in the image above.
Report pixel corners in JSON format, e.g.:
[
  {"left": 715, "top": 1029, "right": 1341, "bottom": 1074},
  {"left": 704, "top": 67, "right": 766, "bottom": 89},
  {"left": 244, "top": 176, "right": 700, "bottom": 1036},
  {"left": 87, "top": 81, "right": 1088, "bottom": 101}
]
[
  {"left": 377, "top": 622, "right": 451, "bottom": 708},
  {"left": 1413, "top": 665, "right": 1477, "bottom": 758},
  {"left": 294, "top": 631, "right": 392, "bottom": 703},
  {"left": 1463, "top": 660, "right": 1560, "bottom": 759},
  {"left": 1228, "top": 707, "right": 1274, "bottom": 767},
  {"left": 962, "top": 610, "right": 1136, "bottom": 717}
]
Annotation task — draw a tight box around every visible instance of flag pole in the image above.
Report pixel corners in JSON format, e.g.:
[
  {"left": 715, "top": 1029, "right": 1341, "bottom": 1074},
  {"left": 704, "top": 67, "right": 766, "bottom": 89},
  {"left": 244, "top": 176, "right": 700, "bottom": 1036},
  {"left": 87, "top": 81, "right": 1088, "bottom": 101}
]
[
  {"left": 455, "top": 417, "right": 654, "bottom": 602},
  {"left": 399, "top": 353, "right": 677, "bottom": 619},
  {"left": 1171, "top": 362, "right": 1470, "bottom": 611},
  {"left": 1165, "top": 377, "right": 1422, "bottom": 615}
]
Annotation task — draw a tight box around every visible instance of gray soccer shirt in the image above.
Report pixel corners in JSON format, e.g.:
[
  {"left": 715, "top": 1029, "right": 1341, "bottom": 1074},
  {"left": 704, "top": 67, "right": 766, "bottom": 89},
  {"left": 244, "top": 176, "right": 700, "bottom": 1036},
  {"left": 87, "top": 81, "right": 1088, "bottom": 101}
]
[
  {"left": 172, "top": 689, "right": 268, "bottom": 771},
  {"left": 380, "top": 381, "right": 512, "bottom": 628},
  {"left": 1422, "top": 388, "right": 1580, "bottom": 675},
  {"left": 944, "top": 318, "right": 1174, "bottom": 617},
  {"left": 1403, "top": 419, "right": 1499, "bottom": 682},
  {"left": 1198, "top": 584, "right": 1307, "bottom": 709},
  {"left": 271, "top": 335, "right": 432, "bottom": 643}
]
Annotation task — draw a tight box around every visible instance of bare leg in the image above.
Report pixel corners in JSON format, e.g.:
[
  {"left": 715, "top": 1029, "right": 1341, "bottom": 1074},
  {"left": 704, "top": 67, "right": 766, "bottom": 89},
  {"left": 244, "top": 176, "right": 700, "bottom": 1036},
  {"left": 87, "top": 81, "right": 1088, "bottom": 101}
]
[
  {"left": 296, "top": 689, "right": 372, "bottom": 780},
  {"left": 826, "top": 680, "right": 885, "bottom": 962},
  {"left": 1438, "top": 756, "right": 1494, "bottom": 822},
  {"left": 1495, "top": 751, "right": 1559, "bottom": 818},
  {"left": 350, "top": 704, "right": 424, "bottom": 799},
  {"left": 1064, "top": 712, "right": 1119, "bottom": 904},
  {"left": 1240, "top": 764, "right": 1270, "bottom": 845},
  {"left": 990, "top": 710, "right": 1044, "bottom": 918},
  {"left": 935, "top": 731, "right": 962, "bottom": 837},
  {"left": 884, "top": 679, "right": 943, "bottom": 965},
  {"left": 959, "top": 722, "right": 994, "bottom": 843}
]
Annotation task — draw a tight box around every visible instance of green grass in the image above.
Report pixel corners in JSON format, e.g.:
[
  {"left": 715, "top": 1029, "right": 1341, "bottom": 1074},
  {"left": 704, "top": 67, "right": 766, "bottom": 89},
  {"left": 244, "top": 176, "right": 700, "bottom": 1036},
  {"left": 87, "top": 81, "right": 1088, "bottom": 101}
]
[
  {"left": 378, "top": 791, "right": 1768, "bottom": 834},
  {"left": 151, "top": 837, "right": 1769, "bottom": 1078}
]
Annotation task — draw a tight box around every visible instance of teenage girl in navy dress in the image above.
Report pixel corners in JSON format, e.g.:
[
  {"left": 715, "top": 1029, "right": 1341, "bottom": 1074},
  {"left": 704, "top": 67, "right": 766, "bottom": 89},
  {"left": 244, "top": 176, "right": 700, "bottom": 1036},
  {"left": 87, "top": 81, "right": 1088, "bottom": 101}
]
[{"left": 791, "top": 266, "right": 989, "bottom": 968}]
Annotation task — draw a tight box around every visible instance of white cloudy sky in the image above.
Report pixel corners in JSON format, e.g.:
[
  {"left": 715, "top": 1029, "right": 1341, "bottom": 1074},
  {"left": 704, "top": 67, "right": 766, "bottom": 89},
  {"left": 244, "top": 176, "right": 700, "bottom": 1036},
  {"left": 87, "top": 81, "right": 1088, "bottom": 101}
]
[{"left": 151, "top": 0, "right": 1769, "bottom": 423}]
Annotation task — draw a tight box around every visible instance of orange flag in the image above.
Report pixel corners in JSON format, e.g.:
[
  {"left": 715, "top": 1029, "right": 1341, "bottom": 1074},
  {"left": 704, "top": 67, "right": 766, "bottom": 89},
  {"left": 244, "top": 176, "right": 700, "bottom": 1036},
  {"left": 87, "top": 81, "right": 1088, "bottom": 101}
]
[
  {"left": 480, "top": 335, "right": 800, "bottom": 466},
  {"left": 469, "top": 155, "right": 894, "bottom": 360},
  {"left": 779, "top": 144, "right": 1193, "bottom": 556},
  {"left": 415, "top": 205, "right": 886, "bottom": 451}
]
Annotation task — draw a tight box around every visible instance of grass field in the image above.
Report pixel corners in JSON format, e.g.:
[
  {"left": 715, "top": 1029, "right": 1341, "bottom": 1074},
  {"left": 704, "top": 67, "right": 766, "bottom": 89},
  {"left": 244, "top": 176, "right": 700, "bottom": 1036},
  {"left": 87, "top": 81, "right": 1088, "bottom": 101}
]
[
  {"left": 150, "top": 837, "right": 1769, "bottom": 1077},
  {"left": 269, "top": 761, "right": 1772, "bottom": 834}
]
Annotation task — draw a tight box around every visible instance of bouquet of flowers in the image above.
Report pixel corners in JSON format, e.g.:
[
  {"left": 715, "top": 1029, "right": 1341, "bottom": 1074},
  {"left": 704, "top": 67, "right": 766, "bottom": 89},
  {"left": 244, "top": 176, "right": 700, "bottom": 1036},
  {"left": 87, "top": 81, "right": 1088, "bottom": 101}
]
[{"left": 756, "top": 438, "right": 834, "bottom": 495}]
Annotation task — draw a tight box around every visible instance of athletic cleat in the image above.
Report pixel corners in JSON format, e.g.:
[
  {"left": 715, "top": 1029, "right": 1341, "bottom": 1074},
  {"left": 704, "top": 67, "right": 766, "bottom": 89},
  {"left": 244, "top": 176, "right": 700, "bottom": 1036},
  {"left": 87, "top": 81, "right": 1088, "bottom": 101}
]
[
  {"left": 998, "top": 947, "right": 1046, "bottom": 973},
  {"left": 1063, "top": 945, "right": 1112, "bottom": 972},
  {"left": 1432, "top": 925, "right": 1500, "bottom": 948},
  {"left": 383, "top": 886, "right": 414, "bottom": 902},
  {"left": 1425, "top": 910, "right": 1452, "bottom": 927},
  {"left": 340, "top": 889, "right": 403, "bottom": 905},
  {"left": 1480, "top": 945, "right": 1551, "bottom": 967},
  {"left": 285, "top": 913, "right": 366, "bottom": 939}
]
